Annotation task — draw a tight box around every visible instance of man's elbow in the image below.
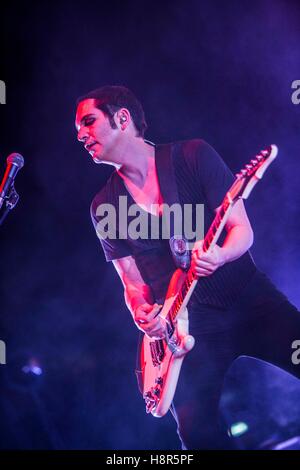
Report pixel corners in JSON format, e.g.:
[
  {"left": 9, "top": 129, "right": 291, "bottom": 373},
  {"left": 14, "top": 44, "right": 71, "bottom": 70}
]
[
  {"left": 242, "top": 222, "right": 254, "bottom": 250},
  {"left": 229, "top": 222, "right": 254, "bottom": 250},
  {"left": 248, "top": 226, "right": 254, "bottom": 250}
]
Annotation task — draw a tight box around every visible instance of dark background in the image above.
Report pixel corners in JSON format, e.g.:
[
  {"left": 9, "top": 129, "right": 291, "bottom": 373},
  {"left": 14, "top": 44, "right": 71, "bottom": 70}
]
[{"left": 0, "top": 0, "right": 299, "bottom": 449}]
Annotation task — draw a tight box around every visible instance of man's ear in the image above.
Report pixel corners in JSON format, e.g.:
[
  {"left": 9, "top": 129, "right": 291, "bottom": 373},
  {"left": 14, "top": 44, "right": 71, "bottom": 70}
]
[{"left": 116, "top": 108, "right": 131, "bottom": 129}]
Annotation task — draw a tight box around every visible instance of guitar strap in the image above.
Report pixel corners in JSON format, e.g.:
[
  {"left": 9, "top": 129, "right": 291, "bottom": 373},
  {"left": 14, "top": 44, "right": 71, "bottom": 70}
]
[
  {"left": 135, "top": 142, "right": 191, "bottom": 395},
  {"left": 155, "top": 143, "right": 191, "bottom": 271}
]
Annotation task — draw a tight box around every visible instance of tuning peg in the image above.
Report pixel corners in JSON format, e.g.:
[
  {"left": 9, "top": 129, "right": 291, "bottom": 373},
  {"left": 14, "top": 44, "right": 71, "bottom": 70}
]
[
  {"left": 246, "top": 164, "right": 253, "bottom": 170},
  {"left": 251, "top": 159, "right": 258, "bottom": 166},
  {"left": 240, "top": 169, "right": 247, "bottom": 176},
  {"left": 256, "top": 154, "right": 264, "bottom": 161}
]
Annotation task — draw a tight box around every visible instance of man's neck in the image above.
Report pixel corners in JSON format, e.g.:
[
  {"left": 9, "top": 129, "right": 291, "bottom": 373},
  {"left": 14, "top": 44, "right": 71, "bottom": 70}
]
[{"left": 116, "top": 139, "right": 155, "bottom": 188}]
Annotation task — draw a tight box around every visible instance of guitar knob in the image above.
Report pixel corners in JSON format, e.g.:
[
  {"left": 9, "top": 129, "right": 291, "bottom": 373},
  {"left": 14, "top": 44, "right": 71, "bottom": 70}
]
[
  {"left": 145, "top": 400, "right": 156, "bottom": 414},
  {"left": 144, "top": 391, "right": 157, "bottom": 414}
]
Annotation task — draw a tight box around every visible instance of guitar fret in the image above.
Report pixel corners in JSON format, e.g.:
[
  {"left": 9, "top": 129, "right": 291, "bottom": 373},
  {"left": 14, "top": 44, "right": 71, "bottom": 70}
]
[
  {"left": 203, "top": 200, "right": 229, "bottom": 252},
  {"left": 165, "top": 195, "right": 235, "bottom": 329},
  {"left": 167, "top": 198, "right": 231, "bottom": 323}
]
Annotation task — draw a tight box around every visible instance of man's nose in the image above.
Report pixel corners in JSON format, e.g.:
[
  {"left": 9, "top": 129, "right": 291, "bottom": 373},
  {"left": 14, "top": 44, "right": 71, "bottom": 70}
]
[{"left": 77, "top": 128, "right": 88, "bottom": 143}]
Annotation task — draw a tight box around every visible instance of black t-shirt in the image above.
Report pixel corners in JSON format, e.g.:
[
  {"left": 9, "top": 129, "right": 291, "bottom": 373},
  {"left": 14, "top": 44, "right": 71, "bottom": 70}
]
[{"left": 90, "top": 139, "right": 257, "bottom": 310}]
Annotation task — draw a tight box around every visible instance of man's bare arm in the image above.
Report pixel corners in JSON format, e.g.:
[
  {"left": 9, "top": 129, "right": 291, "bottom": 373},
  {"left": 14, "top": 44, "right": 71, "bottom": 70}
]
[
  {"left": 112, "top": 256, "right": 165, "bottom": 338},
  {"left": 192, "top": 199, "right": 254, "bottom": 277}
]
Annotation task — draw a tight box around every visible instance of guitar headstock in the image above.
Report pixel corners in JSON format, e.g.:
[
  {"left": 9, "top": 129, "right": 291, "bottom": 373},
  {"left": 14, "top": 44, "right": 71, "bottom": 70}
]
[{"left": 228, "top": 145, "right": 278, "bottom": 202}]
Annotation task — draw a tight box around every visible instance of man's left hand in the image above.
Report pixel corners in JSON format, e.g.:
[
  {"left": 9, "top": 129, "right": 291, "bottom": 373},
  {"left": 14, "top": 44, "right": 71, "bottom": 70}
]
[{"left": 191, "top": 240, "right": 226, "bottom": 278}]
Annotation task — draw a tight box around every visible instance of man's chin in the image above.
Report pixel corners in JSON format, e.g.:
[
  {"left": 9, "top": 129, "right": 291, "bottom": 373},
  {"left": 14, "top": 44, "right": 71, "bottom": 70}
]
[
  {"left": 92, "top": 152, "right": 114, "bottom": 166},
  {"left": 91, "top": 152, "right": 103, "bottom": 164},
  {"left": 92, "top": 156, "right": 103, "bottom": 164}
]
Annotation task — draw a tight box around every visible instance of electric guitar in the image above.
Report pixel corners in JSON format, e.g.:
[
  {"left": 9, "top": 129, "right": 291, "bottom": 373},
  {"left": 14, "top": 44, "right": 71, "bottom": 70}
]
[{"left": 139, "top": 144, "right": 278, "bottom": 417}]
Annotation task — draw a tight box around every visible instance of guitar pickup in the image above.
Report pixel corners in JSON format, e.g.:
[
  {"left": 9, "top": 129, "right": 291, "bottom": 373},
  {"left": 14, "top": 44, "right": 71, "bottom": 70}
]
[{"left": 150, "top": 340, "right": 165, "bottom": 366}]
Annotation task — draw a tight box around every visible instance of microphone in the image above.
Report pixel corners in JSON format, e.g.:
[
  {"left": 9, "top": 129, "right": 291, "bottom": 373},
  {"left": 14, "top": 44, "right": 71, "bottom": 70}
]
[{"left": 0, "top": 153, "right": 24, "bottom": 209}]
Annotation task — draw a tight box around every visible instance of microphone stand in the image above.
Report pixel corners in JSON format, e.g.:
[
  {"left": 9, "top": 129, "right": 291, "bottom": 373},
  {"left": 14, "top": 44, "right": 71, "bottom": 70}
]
[{"left": 0, "top": 185, "right": 20, "bottom": 227}]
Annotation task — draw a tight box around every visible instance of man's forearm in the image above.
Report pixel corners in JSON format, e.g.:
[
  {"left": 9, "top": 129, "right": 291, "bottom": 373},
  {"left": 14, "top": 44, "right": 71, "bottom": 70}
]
[
  {"left": 221, "top": 225, "right": 254, "bottom": 264},
  {"left": 124, "top": 284, "right": 153, "bottom": 318}
]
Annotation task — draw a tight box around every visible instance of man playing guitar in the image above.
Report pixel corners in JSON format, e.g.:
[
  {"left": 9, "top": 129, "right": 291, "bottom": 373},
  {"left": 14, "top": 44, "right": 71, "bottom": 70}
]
[{"left": 75, "top": 85, "right": 300, "bottom": 449}]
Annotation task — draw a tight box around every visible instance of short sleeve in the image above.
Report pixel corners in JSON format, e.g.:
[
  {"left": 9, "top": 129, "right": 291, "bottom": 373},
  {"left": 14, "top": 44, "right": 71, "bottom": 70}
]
[
  {"left": 182, "top": 139, "right": 234, "bottom": 211},
  {"left": 90, "top": 188, "right": 132, "bottom": 262}
]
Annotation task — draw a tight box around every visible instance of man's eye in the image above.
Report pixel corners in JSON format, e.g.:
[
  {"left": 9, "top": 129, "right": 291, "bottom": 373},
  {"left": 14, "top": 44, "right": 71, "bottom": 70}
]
[{"left": 85, "top": 118, "right": 95, "bottom": 126}]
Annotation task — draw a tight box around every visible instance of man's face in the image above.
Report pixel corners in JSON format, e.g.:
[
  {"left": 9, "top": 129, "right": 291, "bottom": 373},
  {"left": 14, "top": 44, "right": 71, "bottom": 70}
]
[{"left": 75, "top": 99, "right": 118, "bottom": 164}]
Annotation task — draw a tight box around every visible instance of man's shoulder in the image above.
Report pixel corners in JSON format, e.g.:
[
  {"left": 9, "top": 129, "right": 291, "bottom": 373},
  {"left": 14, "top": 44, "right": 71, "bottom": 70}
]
[
  {"left": 169, "top": 138, "right": 214, "bottom": 159},
  {"left": 163, "top": 138, "right": 207, "bottom": 151},
  {"left": 169, "top": 138, "right": 217, "bottom": 169},
  {"left": 90, "top": 171, "right": 119, "bottom": 219}
]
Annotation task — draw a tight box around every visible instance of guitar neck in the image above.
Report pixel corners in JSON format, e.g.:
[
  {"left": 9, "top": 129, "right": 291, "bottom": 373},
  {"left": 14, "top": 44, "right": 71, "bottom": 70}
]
[
  {"left": 167, "top": 193, "right": 234, "bottom": 324},
  {"left": 164, "top": 144, "right": 278, "bottom": 329}
]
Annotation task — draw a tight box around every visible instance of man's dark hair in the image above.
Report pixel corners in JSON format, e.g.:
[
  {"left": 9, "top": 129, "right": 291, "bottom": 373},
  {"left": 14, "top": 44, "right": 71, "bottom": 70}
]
[{"left": 76, "top": 85, "right": 147, "bottom": 137}]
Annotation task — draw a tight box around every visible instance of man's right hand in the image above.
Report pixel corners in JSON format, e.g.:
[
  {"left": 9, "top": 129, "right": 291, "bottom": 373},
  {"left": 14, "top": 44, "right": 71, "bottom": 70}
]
[{"left": 134, "top": 303, "right": 166, "bottom": 339}]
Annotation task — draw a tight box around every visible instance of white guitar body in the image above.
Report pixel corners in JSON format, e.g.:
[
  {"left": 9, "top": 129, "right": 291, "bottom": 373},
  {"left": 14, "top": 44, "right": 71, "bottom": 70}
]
[{"left": 140, "top": 268, "right": 195, "bottom": 417}]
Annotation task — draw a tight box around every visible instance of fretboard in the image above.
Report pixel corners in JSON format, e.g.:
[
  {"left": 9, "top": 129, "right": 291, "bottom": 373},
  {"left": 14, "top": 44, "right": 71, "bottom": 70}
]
[{"left": 166, "top": 194, "right": 233, "bottom": 327}]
